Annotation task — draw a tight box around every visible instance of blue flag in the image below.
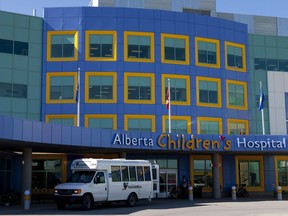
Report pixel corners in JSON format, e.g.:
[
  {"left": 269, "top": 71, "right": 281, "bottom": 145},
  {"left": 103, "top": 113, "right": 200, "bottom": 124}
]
[
  {"left": 258, "top": 88, "right": 265, "bottom": 111},
  {"left": 75, "top": 82, "right": 79, "bottom": 103}
]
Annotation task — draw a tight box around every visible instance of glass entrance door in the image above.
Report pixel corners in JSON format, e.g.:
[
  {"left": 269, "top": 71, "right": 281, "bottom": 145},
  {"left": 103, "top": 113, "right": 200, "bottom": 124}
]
[{"left": 158, "top": 169, "right": 177, "bottom": 198}]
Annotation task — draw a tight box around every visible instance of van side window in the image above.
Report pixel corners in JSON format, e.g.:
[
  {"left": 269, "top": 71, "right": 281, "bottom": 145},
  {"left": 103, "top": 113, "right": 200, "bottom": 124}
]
[
  {"left": 129, "top": 166, "right": 137, "bottom": 181},
  {"left": 144, "top": 166, "right": 151, "bottom": 181},
  {"left": 95, "top": 172, "right": 105, "bottom": 183},
  {"left": 111, "top": 166, "right": 121, "bottom": 182},
  {"left": 121, "top": 166, "right": 129, "bottom": 181},
  {"left": 137, "top": 166, "right": 144, "bottom": 181}
]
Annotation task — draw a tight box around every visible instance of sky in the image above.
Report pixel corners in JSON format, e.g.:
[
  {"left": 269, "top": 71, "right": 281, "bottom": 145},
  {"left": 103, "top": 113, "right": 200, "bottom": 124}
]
[{"left": 0, "top": 0, "right": 288, "bottom": 18}]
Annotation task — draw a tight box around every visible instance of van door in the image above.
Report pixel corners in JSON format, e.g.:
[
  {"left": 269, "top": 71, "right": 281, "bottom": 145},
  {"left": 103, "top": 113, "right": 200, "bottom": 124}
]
[{"left": 92, "top": 171, "right": 108, "bottom": 202}]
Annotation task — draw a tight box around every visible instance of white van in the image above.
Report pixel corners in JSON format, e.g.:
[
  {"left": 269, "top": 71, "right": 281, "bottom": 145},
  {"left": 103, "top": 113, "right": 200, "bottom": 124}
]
[{"left": 54, "top": 158, "right": 159, "bottom": 210}]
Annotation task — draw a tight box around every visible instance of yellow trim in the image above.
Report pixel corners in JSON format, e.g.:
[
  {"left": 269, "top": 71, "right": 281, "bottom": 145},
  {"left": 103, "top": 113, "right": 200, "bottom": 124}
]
[
  {"left": 275, "top": 156, "right": 288, "bottom": 191},
  {"left": 45, "top": 114, "right": 77, "bottom": 126},
  {"left": 225, "top": 41, "right": 246, "bottom": 72},
  {"left": 85, "top": 30, "right": 117, "bottom": 61},
  {"left": 84, "top": 114, "right": 117, "bottom": 130},
  {"left": 226, "top": 80, "right": 248, "bottom": 110},
  {"left": 227, "top": 119, "right": 249, "bottom": 135},
  {"left": 161, "top": 115, "right": 192, "bottom": 133},
  {"left": 124, "top": 31, "right": 155, "bottom": 63},
  {"left": 197, "top": 117, "right": 223, "bottom": 134},
  {"left": 235, "top": 155, "right": 265, "bottom": 192},
  {"left": 32, "top": 154, "right": 67, "bottom": 183},
  {"left": 124, "top": 72, "right": 155, "bottom": 104},
  {"left": 46, "top": 72, "right": 77, "bottom": 104},
  {"left": 189, "top": 155, "right": 223, "bottom": 193},
  {"left": 47, "top": 31, "right": 78, "bottom": 62},
  {"left": 161, "top": 74, "right": 191, "bottom": 106},
  {"left": 195, "top": 37, "right": 220, "bottom": 68},
  {"left": 85, "top": 72, "right": 117, "bottom": 103},
  {"left": 196, "top": 76, "right": 222, "bottom": 107},
  {"left": 124, "top": 114, "right": 156, "bottom": 132},
  {"left": 161, "top": 33, "right": 190, "bottom": 65}
]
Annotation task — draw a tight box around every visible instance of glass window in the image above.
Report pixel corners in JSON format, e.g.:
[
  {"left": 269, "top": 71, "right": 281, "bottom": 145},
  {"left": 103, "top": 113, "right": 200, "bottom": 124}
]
[
  {"left": 47, "top": 117, "right": 75, "bottom": 126},
  {"left": 121, "top": 166, "right": 129, "bottom": 182},
  {"left": 0, "top": 39, "right": 13, "bottom": 54},
  {"left": 127, "top": 35, "right": 151, "bottom": 59},
  {"left": 111, "top": 166, "right": 121, "bottom": 182},
  {"left": 86, "top": 31, "right": 116, "bottom": 61},
  {"left": 0, "top": 82, "right": 12, "bottom": 97},
  {"left": 254, "top": 58, "right": 266, "bottom": 71},
  {"left": 88, "top": 118, "right": 113, "bottom": 129},
  {"left": 137, "top": 166, "right": 144, "bottom": 181},
  {"left": 155, "top": 159, "right": 177, "bottom": 169},
  {"left": 165, "top": 119, "right": 189, "bottom": 134},
  {"left": 165, "top": 78, "right": 186, "bottom": 102},
  {"left": 49, "top": 75, "right": 75, "bottom": 101},
  {"left": 267, "top": 59, "right": 278, "bottom": 71},
  {"left": 193, "top": 159, "right": 212, "bottom": 188},
  {"left": 225, "top": 42, "right": 246, "bottom": 72},
  {"left": 198, "top": 117, "right": 222, "bottom": 134},
  {"left": 0, "top": 83, "right": 27, "bottom": 98},
  {"left": 127, "top": 118, "right": 152, "bottom": 132},
  {"left": 95, "top": 172, "right": 105, "bottom": 183},
  {"left": 228, "top": 119, "right": 248, "bottom": 135},
  {"left": 238, "top": 161, "right": 260, "bottom": 187},
  {"left": 197, "top": 77, "right": 221, "bottom": 107},
  {"left": 0, "top": 158, "right": 11, "bottom": 194},
  {"left": 279, "top": 60, "right": 288, "bottom": 71},
  {"left": 227, "top": 82, "right": 246, "bottom": 108},
  {"left": 144, "top": 166, "right": 151, "bottom": 181},
  {"left": 129, "top": 166, "right": 137, "bottom": 181},
  {"left": 277, "top": 159, "right": 288, "bottom": 187},
  {"left": 14, "top": 41, "right": 28, "bottom": 56},
  {"left": 89, "top": 75, "right": 113, "bottom": 100}
]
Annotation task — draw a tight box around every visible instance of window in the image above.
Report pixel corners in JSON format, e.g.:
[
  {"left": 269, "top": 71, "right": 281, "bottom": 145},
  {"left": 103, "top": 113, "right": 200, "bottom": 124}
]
[
  {"left": 85, "top": 72, "right": 117, "bottom": 103},
  {"left": 162, "top": 116, "right": 191, "bottom": 134},
  {"left": 85, "top": 114, "right": 117, "bottom": 130},
  {"left": 275, "top": 156, "right": 288, "bottom": 190},
  {"left": 47, "top": 31, "right": 78, "bottom": 61},
  {"left": 129, "top": 166, "right": 137, "bottom": 181},
  {"left": 195, "top": 37, "right": 220, "bottom": 68},
  {"left": 279, "top": 60, "right": 288, "bottom": 71},
  {"left": 254, "top": 58, "right": 266, "bottom": 71},
  {"left": 14, "top": 41, "right": 28, "bottom": 55},
  {"left": 46, "top": 72, "right": 77, "bottom": 103},
  {"left": 0, "top": 82, "right": 27, "bottom": 98},
  {"left": 197, "top": 117, "right": 222, "bottom": 134},
  {"left": 236, "top": 156, "right": 264, "bottom": 191},
  {"left": 45, "top": 114, "right": 76, "bottom": 126},
  {"left": 161, "top": 33, "right": 189, "bottom": 65},
  {"left": 226, "top": 80, "right": 248, "bottom": 110},
  {"left": 124, "top": 114, "right": 155, "bottom": 132},
  {"left": 144, "top": 166, "right": 151, "bottom": 181},
  {"left": 137, "top": 166, "right": 144, "bottom": 181},
  {"left": 0, "top": 158, "right": 11, "bottom": 194},
  {"left": 162, "top": 74, "right": 191, "bottom": 106},
  {"left": 228, "top": 119, "right": 248, "bottom": 135},
  {"left": 124, "top": 73, "right": 155, "bottom": 104},
  {"left": 111, "top": 166, "right": 121, "bottom": 182},
  {"left": 95, "top": 172, "right": 105, "bottom": 184},
  {"left": 267, "top": 59, "right": 278, "bottom": 71},
  {"left": 196, "top": 77, "right": 221, "bottom": 107},
  {"left": 121, "top": 166, "right": 129, "bottom": 182},
  {"left": 0, "top": 39, "right": 13, "bottom": 54},
  {"left": 124, "top": 31, "right": 154, "bottom": 62},
  {"left": 225, "top": 41, "right": 246, "bottom": 72},
  {"left": 85, "top": 30, "right": 116, "bottom": 61},
  {"left": 193, "top": 159, "right": 212, "bottom": 188}
]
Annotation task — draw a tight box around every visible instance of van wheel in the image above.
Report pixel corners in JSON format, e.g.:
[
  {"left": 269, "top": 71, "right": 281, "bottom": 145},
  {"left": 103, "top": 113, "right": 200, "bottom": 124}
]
[
  {"left": 82, "top": 194, "right": 93, "bottom": 210},
  {"left": 56, "top": 201, "right": 66, "bottom": 210},
  {"left": 127, "top": 193, "right": 137, "bottom": 207}
]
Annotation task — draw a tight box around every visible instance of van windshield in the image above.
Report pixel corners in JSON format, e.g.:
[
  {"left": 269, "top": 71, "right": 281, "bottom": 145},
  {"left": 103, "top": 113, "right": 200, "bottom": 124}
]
[{"left": 67, "top": 171, "right": 96, "bottom": 183}]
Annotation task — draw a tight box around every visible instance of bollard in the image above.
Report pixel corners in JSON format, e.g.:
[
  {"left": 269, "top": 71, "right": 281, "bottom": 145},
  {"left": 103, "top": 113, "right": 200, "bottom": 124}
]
[
  {"left": 188, "top": 186, "right": 193, "bottom": 201},
  {"left": 24, "top": 190, "right": 31, "bottom": 210},
  {"left": 277, "top": 186, "right": 282, "bottom": 200},
  {"left": 231, "top": 186, "right": 237, "bottom": 201}
]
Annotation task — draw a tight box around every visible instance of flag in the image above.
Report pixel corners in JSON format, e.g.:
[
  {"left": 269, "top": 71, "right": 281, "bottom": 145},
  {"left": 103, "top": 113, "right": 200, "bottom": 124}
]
[
  {"left": 165, "top": 84, "right": 170, "bottom": 109},
  {"left": 258, "top": 88, "right": 265, "bottom": 111},
  {"left": 75, "top": 81, "right": 79, "bottom": 103}
]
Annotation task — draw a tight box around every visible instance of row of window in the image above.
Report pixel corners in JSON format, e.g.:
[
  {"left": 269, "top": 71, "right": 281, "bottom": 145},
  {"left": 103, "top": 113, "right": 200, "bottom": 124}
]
[
  {"left": 45, "top": 114, "right": 249, "bottom": 135},
  {"left": 0, "top": 38, "right": 29, "bottom": 56},
  {"left": 111, "top": 165, "right": 151, "bottom": 182},
  {"left": 46, "top": 72, "right": 248, "bottom": 110},
  {"left": 0, "top": 82, "right": 27, "bottom": 98},
  {"left": 254, "top": 58, "right": 288, "bottom": 72},
  {"left": 47, "top": 31, "right": 246, "bottom": 72}
]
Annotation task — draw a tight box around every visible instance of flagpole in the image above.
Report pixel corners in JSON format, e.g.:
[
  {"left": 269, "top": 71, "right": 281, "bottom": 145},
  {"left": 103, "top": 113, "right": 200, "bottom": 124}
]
[
  {"left": 77, "top": 68, "right": 80, "bottom": 127},
  {"left": 168, "top": 79, "right": 171, "bottom": 133},
  {"left": 260, "top": 82, "right": 265, "bottom": 135}
]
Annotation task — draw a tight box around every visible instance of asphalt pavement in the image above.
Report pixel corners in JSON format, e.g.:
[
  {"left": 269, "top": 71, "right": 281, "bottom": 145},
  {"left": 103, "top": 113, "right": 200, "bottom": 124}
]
[{"left": 1, "top": 197, "right": 287, "bottom": 216}]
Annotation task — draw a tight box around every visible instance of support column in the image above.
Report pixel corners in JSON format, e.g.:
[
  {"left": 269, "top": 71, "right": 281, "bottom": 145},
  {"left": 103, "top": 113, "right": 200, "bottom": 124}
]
[
  {"left": 22, "top": 149, "right": 32, "bottom": 202},
  {"left": 212, "top": 153, "right": 221, "bottom": 199}
]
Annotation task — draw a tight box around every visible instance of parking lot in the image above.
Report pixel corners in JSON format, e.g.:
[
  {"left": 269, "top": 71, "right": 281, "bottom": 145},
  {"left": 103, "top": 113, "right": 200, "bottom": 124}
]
[{"left": 1, "top": 198, "right": 288, "bottom": 216}]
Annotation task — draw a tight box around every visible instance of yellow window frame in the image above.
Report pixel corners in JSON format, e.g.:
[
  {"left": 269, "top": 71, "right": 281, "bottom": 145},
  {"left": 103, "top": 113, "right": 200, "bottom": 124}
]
[
  {"left": 197, "top": 117, "right": 223, "bottom": 134},
  {"left": 235, "top": 155, "right": 265, "bottom": 192},
  {"left": 190, "top": 155, "right": 223, "bottom": 193},
  {"left": 124, "top": 114, "right": 156, "bottom": 132},
  {"left": 124, "top": 31, "right": 154, "bottom": 63},
  {"left": 85, "top": 72, "right": 117, "bottom": 103},
  {"left": 46, "top": 72, "right": 77, "bottom": 104},
  {"left": 47, "top": 31, "right": 78, "bottom": 62},
  {"left": 85, "top": 30, "right": 117, "bottom": 61},
  {"left": 162, "top": 115, "right": 192, "bottom": 133},
  {"left": 161, "top": 33, "right": 190, "bottom": 65},
  {"left": 84, "top": 114, "right": 117, "bottom": 130},
  {"left": 225, "top": 41, "right": 246, "bottom": 72},
  {"left": 195, "top": 37, "right": 220, "bottom": 68},
  {"left": 226, "top": 80, "right": 248, "bottom": 110},
  {"left": 45, "top": 114, "right": 77, "bottom": 126},
  {"left": 227, "top": 119, "right": 249, "bottom": 135},
  {"left": 275, "top": 156, "right": 288, "bottom": 191},
  {"left": 124, "top": 72, "right": 155, "bottom": 104},
  {"left": 162, "top": 74, "right": 191, "bottom": 106},
  {"left": 196, "top": 76, "right": 222, "bottom": 107}
]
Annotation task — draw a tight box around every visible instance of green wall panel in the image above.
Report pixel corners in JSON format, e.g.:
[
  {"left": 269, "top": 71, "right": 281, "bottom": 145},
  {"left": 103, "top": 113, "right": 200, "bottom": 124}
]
[
  {"left": 12, "top": 99, "right": 27, "bottom": 112},
  {"left": 14, "top": 28, "right": 29, "bottom": 41},
  {"left": 13, "top": 69, "right": 28, "bottom": 83},
  {"left": 14, "top": 14, "right": 29, "bottom": 28},
  {"left": 0, "top": 25, "right": 13, "bottom": 39},
  {"left": 13, "top": 55, "right": 28, "bottom": 70},
  {"left": 0, "top": 68, "right": 12, "bottom": 82},
  {"left": 28, "top": 86, "right": 41, "bottom": 100},
  {"left": 0, "top": 54, "right": 13, "bottom": 68},
  {"left": 0, "top": 12, "right": 14, "bottom": 26},
  {"left": 28, "top": 100, "right": 40, "bottom": 113}
]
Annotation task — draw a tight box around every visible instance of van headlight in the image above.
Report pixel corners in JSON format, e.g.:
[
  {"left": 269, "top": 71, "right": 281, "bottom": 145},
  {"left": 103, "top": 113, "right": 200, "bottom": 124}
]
[
  {"left": 73, "top": 189, "right": 81, "bottom": 194},
  {"left": 54, "top": 189, "right": 59, "bottom": 194}
]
